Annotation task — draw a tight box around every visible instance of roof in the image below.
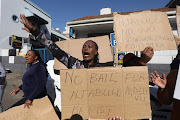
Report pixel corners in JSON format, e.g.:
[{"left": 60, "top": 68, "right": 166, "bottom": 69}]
[
  {"left": 24, "top": 0, "right": 51, "bottom": 18},
  {"left": 166, "top": 0, "right": 180, "bottom": 8},
  {"left": 72, "top": 7, "right": 176, "bottom": 22}
]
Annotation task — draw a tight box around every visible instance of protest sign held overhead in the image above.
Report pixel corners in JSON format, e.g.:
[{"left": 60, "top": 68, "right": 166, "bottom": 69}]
[
  {"left": 113, "top": 11, "right": 177, "bottom": 51},
  {"left": 54, "top": 35, "right": 113, "bottom": 70},
  {"left": 60, "top": 66, "right": 151, "bottom": 120}
]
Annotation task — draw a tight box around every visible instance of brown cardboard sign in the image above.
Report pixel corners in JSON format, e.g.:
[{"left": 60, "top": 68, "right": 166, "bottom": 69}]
[
  {"left": 54, "top": 35, "right": 113, "bottom": 70},
  {"left": 61, "top": 66, "right": 151, "bottom": 120},
  {"left": 177, "top": 6, "right": 180, "bottom": 36},
  {"left": 113, "top": 11, "right": 177, "bottom": 51},
  {"left": 0, "top": 96, "right": 59, "bottom": 120}
]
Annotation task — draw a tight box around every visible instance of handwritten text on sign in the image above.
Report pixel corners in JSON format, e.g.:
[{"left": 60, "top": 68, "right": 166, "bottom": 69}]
[
  {"left": 61, "top": 67, "right": 151, "bottom": 120},
  {"left": 113, "top": 11, "right": 176, "bottom": 51}
]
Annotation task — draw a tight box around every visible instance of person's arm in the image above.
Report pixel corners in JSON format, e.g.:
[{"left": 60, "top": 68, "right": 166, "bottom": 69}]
[
  {"left": 123, "top": 47, "right": 154, "bottom": 67},
  {"left": 138, "top": 46, "right": 154, "bottom": 65},
  {"left": 24, "top": 66, "right": 46, "bottom": 108},
  {"left": 20, "top": 14, "right": 77, "bottom": 68},
  {"left": 151, "top": 70, "right": 178, "bottom": 105},
  {"left": 26, "top": 65, "right": 47, "bottom": 102}
]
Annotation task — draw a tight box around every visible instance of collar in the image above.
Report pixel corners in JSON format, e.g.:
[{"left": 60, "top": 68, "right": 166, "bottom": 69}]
[{"left": 83, "top": 61, "right": 98, "bottom": 68}]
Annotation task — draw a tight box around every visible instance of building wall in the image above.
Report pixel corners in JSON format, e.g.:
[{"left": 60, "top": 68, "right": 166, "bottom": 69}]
[
  {"left": 0, "top": 0, "right": 51, "bottom": 73},
  {"left": 0, "top": 0, "right": 51, "bottom": 55},
  {"left": 0, "top": 56, "right": 26, "bottom": 73}
]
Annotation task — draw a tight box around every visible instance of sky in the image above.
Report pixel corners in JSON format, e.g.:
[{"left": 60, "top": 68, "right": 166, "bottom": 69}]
[{"left": 30, "top": 0, "right": 171, "bottom": 32}]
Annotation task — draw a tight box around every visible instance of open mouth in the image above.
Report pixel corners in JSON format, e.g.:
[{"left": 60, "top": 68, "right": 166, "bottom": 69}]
[{"left": 83, "top": 52, "right": 90, "bottom": 57}]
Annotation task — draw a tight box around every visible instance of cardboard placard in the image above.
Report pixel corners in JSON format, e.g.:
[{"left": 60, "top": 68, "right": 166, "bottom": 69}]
[
  {"left": 61, "top": 66, "right": 151, "bottom": 120},
  {"left": 0, "top": 96, "right": 59, "bottom": 120},
  {"left": 54, "top": 35, "right": 113, "bottom": 70},
  {"left": 113, "top": 11, "right": 176, "bottom": 51},
  {"left": 177, "top": 6, "right": 180, "bottom": 36}
]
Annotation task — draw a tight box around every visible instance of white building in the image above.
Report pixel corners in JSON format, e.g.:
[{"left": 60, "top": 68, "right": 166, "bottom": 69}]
[
  {"left": 0, "top": 0, "right": 69, "bottom": 73},
  {"left": 0, "top": 0, "right": 52, "bottom": 72},
  {"left": 0, "top": 0, "right": 51, "bottom": 54}
]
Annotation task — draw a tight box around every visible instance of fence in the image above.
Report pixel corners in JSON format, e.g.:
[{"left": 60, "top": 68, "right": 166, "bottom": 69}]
[{"left": 34, "top": 48, "right": 54, "bottom": 63}]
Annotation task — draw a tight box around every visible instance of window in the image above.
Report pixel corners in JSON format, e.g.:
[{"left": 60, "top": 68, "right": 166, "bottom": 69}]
[{"left": 12, "top": 15, "right": 19, "bottom": 23}]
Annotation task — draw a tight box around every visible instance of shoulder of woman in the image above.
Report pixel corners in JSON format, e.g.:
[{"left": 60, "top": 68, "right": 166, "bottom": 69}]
[
  {"left": 167, "top": 69, "right": 179, "bottom": 81},
  {"left": 168, "top": 69, "right": 178, "bottom": 76}
]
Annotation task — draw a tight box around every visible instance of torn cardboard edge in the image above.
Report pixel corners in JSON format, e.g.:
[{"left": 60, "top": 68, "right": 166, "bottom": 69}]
[{"left": 0, "top": 96, "right": 59, "bottom": 120}]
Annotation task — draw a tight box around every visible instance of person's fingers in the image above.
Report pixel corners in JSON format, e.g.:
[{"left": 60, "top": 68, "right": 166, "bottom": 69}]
[
  {"left": 146, "top": 47, "right": 153, "bottom": 55},
  {"left": 10, "top": 90, "right": 14, "bottom": 94},
  {"left": 24, "top": 27, "right": 30, "bottom": 32},
  {"left": 115, "top": 116, "right": 121, "bottom": 120},
  {"left": 27, "top": 104, "right": 30, "bottom": 109},
  {"left": 154, "top": 71, "right": 160, "bottom": 77},
  {"left": 108, "top": 117, "right": 112, "bottom": 120},
  {"left": 20, "top": 15, "right": 26, "bottom": 24},
  {"left": 147, "top": 46, "right": 153, "bottom": 51},
  {"left": 150, "top": 73, "right": 156, "bottom": 80},
  {"left": 10, "top": 90, "right": 16, "bottom": 96},
  {"left": 142, "top": 47, "right": 148, "bottom": 53},
  {"left": 20, "top": 20, "right": 24, "bottom": 24},
  {"left": 162, "top": 73, "right": 166, "bottom": 80},
  {"left": 20, "top": 14, "right": 23, "bottom": 20},
  {"left": 23, "top": 14, "right": 29, "bottom": 24},
  {"left": 22, "top": 26, "right": 30, "bottom": 32},
  {"left": 24, "top": 103, "right": 30, "bottom": 109},
  {"left": 24, "top": 104, "right": 26, "bottom": 108},
  {"left": 11, "top": 92, "right": 15, "bottom": 96},
  {"left": 148, "top": 47, "right": 154, "bottom": 55}
]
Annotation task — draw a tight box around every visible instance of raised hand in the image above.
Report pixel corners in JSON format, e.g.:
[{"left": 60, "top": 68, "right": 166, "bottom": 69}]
[
  {"left": 151, "top": 71, "right": 167, "bottom": 89},
  {"left": 139, "top": 47, "right": 154, "bottom": 65},
  {"left": 10, "top": 87, "right": 21, "bottom": 96},
  {"left": 20, "top": 14, "right": 36, "bottom": 33}
]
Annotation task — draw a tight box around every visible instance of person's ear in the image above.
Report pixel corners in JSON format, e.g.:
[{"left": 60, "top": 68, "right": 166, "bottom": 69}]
[
  {"left": 35, "top": 56, "right": 38, "bottom": 61},
  {"left": 95, "top": 50, "right": 98, "bottom": 55}
]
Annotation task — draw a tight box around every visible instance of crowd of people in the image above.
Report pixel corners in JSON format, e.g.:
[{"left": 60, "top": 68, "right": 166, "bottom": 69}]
[{"left": 0, "top": 13, "right": 178, "bottom": 120}]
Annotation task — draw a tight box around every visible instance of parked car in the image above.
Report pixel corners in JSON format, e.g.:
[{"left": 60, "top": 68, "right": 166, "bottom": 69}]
[{"left": 46, "top": 60, "right": 61, "bottom": 113}]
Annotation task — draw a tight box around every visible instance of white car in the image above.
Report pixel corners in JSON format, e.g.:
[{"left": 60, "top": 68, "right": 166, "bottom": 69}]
[{"left": 46, "top": 60, "right": 61, "bottom": 112}]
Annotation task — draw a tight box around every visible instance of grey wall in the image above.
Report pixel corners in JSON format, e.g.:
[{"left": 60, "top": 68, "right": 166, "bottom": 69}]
[
  {"left": 147, "top": 64, "right": 171, "bottom": 82},
  {"left": 0, "top": 56, "right": 26, "bottom": 73}
]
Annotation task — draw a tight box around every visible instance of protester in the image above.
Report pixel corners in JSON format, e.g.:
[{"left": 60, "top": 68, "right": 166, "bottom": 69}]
[
  {"left": 20, "top": 14, "right": 153, "bottom": 68},
  {"left": 0, "top": 62, "right": 6, "bottom": 113},
  {"left": 151, "top": 43, "right": 180, "bottom": 120},
  {"left": 10, "top": 50, "right": 47, "bottom": 108}
]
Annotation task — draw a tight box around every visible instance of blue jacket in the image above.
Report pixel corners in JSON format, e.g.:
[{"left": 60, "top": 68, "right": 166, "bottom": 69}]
[{"left": 19, "top": 62, "right": 47, "bottom": 101}]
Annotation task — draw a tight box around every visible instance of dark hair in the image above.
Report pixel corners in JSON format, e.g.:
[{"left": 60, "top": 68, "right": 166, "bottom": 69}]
[
  {"left": 30, "top": 50, "right": 44, "bottom": 64},
  {"left": 30, "top": 49, "right": 48, "bottom": 77},
  {"left": 86, "top": 40, "right": 99, "bottom": 63}
]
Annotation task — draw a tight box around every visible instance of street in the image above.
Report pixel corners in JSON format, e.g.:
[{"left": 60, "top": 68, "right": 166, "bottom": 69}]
[{"left": 2, "top": 72, "right": 24, "bottom": 111}]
